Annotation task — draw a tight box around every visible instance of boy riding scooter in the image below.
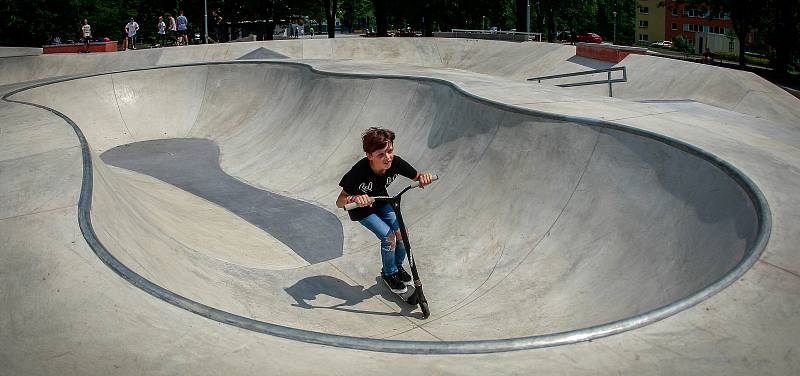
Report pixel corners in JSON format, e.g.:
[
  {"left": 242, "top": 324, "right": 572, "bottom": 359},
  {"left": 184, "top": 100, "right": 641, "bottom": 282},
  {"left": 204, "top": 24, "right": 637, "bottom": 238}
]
[{"left": 336, "top": 128, "right": 434, "bottom": 294}]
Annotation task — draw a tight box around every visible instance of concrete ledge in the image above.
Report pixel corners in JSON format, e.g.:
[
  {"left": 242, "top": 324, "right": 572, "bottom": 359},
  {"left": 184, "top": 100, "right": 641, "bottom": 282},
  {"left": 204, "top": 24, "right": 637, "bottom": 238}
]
[
  {"left": 43, "top": 41, "right": 118, "bottom": 54},
  {"left": 576, "top": 43, "right": 649, "bottom": 63}
]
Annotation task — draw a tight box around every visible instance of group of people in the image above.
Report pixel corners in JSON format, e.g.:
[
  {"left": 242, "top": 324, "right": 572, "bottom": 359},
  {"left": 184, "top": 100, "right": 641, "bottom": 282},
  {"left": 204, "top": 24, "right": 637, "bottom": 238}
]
[
  {"left": 76, "top": 12, "right": 189, "bottom": 52},
  {"left": 286, "top": 21, "right": 306, "bottom": 38},
  {"left": 123, "top": 11, "right": 188, "bottom": 50}
]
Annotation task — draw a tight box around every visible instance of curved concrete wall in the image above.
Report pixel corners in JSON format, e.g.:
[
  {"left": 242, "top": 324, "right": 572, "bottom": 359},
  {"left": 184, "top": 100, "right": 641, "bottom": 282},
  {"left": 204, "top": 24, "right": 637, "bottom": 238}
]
[
  {"left": 3, "top": 38, "right": 797, "bottom": 127},
  {"left": 10, "top": 62, "right": 761, "bottom": 342},
  {"left": 0, "top": 46, "right": 42, "bottom": 58}
]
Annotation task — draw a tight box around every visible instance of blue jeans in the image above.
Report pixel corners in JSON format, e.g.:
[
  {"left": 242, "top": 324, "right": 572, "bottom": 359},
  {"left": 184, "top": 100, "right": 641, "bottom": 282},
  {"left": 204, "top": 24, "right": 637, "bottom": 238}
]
[{"left": 358, "top": 203, "right": 406, "bottom": 275}]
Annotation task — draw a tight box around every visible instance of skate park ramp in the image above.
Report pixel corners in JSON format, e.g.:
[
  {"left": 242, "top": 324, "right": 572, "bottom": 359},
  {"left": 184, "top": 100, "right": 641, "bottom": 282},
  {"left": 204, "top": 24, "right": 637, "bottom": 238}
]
[
  {"left": 0, "top": 46, "right": 42, "bottom": 58},
  {"left": 2, "top": 38, "right": 796, "bottom": 125},
  {"left": 7, "top": 61, "right": 767, "bottom": 352}
]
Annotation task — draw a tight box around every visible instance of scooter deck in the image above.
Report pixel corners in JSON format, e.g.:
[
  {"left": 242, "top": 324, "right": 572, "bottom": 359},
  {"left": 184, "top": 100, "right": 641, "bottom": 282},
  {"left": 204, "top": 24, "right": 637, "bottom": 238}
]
[{"left": 382, "top": 277, "right": 418, "bottom": 305}]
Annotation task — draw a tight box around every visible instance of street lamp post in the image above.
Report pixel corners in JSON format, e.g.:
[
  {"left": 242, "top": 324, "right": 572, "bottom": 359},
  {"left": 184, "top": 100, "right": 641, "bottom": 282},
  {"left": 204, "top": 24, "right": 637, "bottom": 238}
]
[
  {"left": 204, "top": 0, "right": 208, "bottom": 44},
  {"left": 612, "top": 11, "right": 617, "bottom": 44},
  {"left": 526, "top": 1, "right": 531, "bottom": 34},
  {"left": 482, "top": 15, "right": 485, "bottom": 30}
]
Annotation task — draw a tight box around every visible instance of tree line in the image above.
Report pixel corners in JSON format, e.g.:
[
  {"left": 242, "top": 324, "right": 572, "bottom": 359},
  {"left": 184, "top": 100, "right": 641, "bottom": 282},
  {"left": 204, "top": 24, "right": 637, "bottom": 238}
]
[
  {"left": 1, "top": 0, "right": 796, "bottom": 76},
  {"left": 0, "top": 0, "right": 639, "bottom": 45}
]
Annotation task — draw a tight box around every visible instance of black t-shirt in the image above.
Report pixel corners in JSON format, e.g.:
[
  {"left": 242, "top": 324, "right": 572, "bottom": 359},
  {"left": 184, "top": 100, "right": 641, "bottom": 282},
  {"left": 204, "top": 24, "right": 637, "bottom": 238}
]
[{"left": 339, "top": 156, "right": 418, "bottom": 221}]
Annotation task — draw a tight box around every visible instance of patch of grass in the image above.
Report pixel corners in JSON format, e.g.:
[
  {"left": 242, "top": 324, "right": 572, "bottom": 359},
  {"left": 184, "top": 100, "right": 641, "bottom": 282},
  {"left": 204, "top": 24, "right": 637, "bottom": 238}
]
[{"left": 714, "top": 52, "right": 770, "bottom": 67}]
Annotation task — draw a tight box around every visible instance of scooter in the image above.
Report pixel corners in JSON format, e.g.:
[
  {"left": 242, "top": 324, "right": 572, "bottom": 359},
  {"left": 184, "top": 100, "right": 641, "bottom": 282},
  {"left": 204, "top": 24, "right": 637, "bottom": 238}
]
[{"left": 344, "top": 175, "right": 438, "bottom": 318}]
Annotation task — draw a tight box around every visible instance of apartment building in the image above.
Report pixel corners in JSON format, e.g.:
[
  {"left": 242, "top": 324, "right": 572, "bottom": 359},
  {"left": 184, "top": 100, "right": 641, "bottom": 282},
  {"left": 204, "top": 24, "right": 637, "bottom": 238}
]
[
  {"left": 635, "top": 0, "right": 665, "bottom": 44},
  {"left": 636, "top": 1, "right": 739, "bottom": 54}
]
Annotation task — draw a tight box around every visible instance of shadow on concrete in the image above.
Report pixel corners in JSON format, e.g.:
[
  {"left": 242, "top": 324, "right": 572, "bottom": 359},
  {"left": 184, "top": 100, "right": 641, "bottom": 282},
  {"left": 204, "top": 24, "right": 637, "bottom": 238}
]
[
  {"left": 100, "top": 138, "right": 343, "bottom": 264},
  {"left": 237, "top": 47, "right": 289, "bottom": 60},
  {"left": 285, "top": 275, "right": 423, "bottom": 318}
]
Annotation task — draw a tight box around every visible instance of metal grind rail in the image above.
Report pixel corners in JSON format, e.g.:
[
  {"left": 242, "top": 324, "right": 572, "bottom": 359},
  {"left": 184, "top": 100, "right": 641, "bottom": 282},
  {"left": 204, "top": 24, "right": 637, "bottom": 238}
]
[{"left": 527, "top": 66, "right": 627, "bottom": 97}]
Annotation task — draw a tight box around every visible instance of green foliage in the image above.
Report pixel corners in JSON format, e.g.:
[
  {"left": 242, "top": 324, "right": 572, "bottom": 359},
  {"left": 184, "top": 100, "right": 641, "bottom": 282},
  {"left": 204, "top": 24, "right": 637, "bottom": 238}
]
[
  {"left": 714, "top": 51, "right": 770, "bottom": 67},
  {"left": 339, "top": 0, "right": 373, "bottom": 31},
  {"left": 672, "top": 35, "right": 693, "bottom": 54},
  {"left": 532, "top": 0, "right": 636, "bottom": 45},
  {"left": 0, "top": 0, "right": 199, "bottom": 46}
]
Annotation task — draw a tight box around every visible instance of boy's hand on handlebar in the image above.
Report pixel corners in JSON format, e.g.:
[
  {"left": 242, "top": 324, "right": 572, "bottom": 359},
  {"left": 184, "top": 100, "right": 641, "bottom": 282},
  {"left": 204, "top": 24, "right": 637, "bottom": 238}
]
[
  {"left": 417, "top": 172, "right": 434, "bottom": 188},
  {"left": 351, "top": 194, "right": 373, "bottom": 208}
]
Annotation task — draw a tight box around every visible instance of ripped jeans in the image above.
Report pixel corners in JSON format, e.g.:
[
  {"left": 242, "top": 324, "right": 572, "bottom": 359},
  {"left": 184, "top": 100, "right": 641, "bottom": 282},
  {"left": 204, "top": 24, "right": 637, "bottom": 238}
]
[{"left": 358, "top": 203, "right": 406, "bottom": 275}]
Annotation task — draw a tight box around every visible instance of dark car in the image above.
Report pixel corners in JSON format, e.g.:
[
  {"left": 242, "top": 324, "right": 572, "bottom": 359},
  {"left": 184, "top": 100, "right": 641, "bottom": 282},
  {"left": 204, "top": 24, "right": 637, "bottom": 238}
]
[{"left": 576, "top": 32, "right": 603, "bottom": 43}]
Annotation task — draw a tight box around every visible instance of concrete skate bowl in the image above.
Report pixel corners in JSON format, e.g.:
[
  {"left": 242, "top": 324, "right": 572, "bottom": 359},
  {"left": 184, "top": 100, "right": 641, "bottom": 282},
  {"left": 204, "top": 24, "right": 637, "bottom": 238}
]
[{"left": 5, "top": 61, "right": 769, "bottom": 354}]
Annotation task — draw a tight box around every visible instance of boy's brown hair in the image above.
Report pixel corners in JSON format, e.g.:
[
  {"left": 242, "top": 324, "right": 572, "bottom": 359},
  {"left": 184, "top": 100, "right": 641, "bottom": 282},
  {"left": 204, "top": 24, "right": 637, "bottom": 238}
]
[{"left": 362, "top": 127, "right": 395, "bottom": 154}]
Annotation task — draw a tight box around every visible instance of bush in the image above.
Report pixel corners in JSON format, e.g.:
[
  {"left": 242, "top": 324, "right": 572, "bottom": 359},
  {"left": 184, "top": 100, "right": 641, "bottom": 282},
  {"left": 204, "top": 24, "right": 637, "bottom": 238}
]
[{"left": 672, "top": 35, "right": 693, "bottom": 54}]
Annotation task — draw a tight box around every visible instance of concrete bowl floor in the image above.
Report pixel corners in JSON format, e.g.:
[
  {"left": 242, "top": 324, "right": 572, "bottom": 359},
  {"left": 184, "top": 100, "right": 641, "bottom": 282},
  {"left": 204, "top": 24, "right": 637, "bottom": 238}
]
[{"left": 6, "top": 62, "right": 767, "bottom": 349}]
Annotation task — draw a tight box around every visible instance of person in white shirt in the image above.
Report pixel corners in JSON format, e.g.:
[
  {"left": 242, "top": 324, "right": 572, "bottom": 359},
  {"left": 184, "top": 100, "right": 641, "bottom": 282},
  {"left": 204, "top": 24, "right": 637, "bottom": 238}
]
[
  {"left": 157, "top": 16, "right": 166, "bottom": 47},
  {"left": 125, "top": 18, "right": 140, "bottom": 50},
  {"left": 81, "top": 19, "right": 91, "bottom": 52}
]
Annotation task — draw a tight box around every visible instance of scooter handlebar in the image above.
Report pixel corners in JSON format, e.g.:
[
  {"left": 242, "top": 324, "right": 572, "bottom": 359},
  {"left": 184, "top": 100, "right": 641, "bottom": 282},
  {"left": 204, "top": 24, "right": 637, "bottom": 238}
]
[
  {"left": 344, "top": 199, "right": 371, "bottom": 211},
  {"left": 343, "top": 174, "right": 438, "bottom": 211},
  {"left": 409, "top": 174, "right": 439, "bottom": 188}
]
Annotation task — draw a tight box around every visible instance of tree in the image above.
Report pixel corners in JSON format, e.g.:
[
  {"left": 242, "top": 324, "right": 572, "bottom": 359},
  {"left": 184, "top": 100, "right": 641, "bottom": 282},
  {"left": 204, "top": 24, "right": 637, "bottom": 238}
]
[
  {"left": 515, "top": 0, "right": 527, "bottom": 33},
  {"left": 372, "top": 0, "right": 388, "bottom": 36},
  {"left": 764, "top": 0, "right": 800, "bottom": 77},
  {"left": 321, "top": 0, "right": 337, "bottom": 37},
  {"left": 673, "top": 0, "right": 763, "bottom": 67}
]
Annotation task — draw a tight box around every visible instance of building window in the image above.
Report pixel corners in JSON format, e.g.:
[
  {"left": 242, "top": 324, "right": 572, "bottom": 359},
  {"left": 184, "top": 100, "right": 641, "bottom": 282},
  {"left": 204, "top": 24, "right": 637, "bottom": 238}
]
[
  {"left": 683, "top": 24, "right": 701, "bottom": 32},
  {"left": 639, "top": 6, "right": 649, "bottom": 14},
  {"left": 672, "top": 8, "right": 678, "bottom": 16},
  {"left": 709, "top": 11, "right": 727, "bottom": 20},
  {"left": 639, "top": 33, "right": 649, "bottom": 42},
  {"left": 672, "top": 23, "right": 678, "bottom": 30},
  {"left": 706, "top": 25, "right": 724, "bottom": 35},
  {"left": 639, "top": 20, "right": 649, "bottom": 28}
]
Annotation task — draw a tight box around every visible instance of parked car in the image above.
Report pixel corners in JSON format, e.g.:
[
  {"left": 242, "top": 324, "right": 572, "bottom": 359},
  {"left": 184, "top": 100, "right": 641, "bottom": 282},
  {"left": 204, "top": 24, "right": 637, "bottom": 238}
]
[
  {"left": 650, "top": 40, "right": 673, "bottom": 48},
  {"left": 576, "top": 32, "right": 603, "bottom": 43}
]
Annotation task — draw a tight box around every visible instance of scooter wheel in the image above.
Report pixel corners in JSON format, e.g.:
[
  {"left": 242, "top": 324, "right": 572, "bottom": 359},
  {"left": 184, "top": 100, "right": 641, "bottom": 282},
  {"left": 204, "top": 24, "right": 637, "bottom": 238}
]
[{"left": 420, "top": 301, "right": 430, "bottom": 319}]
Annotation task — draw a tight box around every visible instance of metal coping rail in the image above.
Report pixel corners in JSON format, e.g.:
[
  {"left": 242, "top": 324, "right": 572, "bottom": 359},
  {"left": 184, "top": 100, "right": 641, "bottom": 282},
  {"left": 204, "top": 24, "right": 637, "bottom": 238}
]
[
  {"left": 527, "top": 66, "right": 627, "bottom": 97},
  {"left": 449, "top": 29, "right": 543, "bottom": 41}
]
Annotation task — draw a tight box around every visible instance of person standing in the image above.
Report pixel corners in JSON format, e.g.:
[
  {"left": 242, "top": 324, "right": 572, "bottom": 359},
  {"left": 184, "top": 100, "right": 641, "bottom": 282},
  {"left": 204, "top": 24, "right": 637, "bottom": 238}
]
[
  {"left": 157, "top": 16, "right": 166, "bottom": 47},
  {"left": 168, "top": 14, "right": 177, "bottom": 45},
  {"left": 81, "top": 19, "right": 91, "bottom": 52},
  {"left": 176, "top": 11, "right": 188, "bottom": 45},
  {"left": 212, "top": 9, "right": 224, "bottom": 43},
  {"left": 125, "top": 17, "right": 140, "bottom": 50}
]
